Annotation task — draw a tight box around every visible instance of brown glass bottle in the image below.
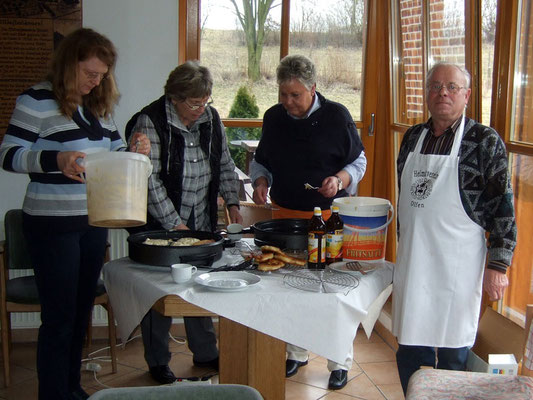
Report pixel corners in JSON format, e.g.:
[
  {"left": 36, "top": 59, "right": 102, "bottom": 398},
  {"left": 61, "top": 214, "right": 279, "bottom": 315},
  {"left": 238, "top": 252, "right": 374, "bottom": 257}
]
[
  {"left": 326, "top": 206, "right": 344, "bottom": 264},
  {"left": 308, "top": 207, "right": 326, "bottom": 269}
]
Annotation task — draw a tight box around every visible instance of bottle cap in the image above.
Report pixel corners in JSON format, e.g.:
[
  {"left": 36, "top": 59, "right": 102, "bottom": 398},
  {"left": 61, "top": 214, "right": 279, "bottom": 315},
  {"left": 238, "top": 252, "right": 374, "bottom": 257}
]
[
  {"left": 331, "top": 206, "right": 340, "bottom": 213},
  {"left": 313, "top": 207, "right": 322, "bottom": 215}
]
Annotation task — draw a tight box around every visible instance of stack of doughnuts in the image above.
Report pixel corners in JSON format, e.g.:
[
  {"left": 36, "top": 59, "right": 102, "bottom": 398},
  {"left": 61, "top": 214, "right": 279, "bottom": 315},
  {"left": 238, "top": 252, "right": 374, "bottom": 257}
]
[{"left": 254, "top": 245, "right": 306, "bottom": 271}]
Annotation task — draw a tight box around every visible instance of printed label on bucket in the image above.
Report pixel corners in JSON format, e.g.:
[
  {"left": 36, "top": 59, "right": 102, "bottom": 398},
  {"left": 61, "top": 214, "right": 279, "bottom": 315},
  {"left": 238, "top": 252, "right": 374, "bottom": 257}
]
[{"left": 342, "top": 215, "right": 387, "bottom": 262}]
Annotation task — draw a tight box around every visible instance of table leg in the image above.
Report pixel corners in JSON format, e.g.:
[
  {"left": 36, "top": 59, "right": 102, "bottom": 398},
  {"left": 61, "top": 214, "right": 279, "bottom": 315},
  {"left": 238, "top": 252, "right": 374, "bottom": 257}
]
[{"left": 219, "top": 317, "right": 286, "bottom": 400}]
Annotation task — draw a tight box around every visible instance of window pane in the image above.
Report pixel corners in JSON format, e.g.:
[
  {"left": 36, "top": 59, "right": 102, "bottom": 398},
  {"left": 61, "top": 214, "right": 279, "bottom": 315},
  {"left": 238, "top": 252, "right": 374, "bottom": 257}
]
[
  {"left": 503, "top": 153, "right": 533, "bottom": 324},
  {"left": 428, "top": 0, "right": 465, "bottom": 68},
  {"left": 510, "top": 0, "right": 533, "bottom": 145},
  {"left": 200, "top": 0, "right": 282, "bottom": 119},
  {"left": 392, "top": 0, "right": 424, "bottom": 125},
  {"left": 288, "top": 0, "right": 365, "bottom": 120},
  {"left": 481, "top": 0, "right": 497, "bottom": 125}
]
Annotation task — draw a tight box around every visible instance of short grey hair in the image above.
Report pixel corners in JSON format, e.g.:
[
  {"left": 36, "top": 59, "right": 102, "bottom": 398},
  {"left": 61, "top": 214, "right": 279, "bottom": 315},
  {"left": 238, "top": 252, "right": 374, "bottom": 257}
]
[
  {"left": 276, "top": 54, "right": 317, "bottom": 90},
  {"left": 164, "top": 60, "right": 213, "bottom": 101},
  {"left": 427, "top": 61, "right": 471, "bottom": 89}
]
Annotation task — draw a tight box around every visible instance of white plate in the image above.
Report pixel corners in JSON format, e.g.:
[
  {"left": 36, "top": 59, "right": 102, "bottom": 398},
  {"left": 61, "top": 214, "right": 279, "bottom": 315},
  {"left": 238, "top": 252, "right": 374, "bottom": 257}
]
[
  {"left": 327, "top": 260, "right": 382, "bottom": 276},
  {"left": 195, "top": 271, "right": 261, "bottom": 292}
]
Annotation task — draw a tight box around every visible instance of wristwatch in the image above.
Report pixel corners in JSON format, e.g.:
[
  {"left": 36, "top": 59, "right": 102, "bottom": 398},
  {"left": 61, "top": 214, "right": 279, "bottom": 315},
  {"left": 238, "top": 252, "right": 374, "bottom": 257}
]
[{"left": 335, "top": 175, "right": 343, "bottom": 191}]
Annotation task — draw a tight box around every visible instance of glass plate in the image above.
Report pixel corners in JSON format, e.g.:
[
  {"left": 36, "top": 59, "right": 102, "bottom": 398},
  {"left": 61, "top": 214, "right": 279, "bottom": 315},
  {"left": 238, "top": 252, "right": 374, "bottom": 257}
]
[{"left": 194, "top": 271, "right": 261, "bottom": 292}]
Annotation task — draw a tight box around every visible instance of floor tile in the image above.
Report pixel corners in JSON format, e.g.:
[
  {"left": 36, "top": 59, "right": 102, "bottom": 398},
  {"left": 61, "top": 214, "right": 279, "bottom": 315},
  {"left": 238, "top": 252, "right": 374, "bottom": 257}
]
[
  {"left": 285, "top": 379, "right": 329, "bottom": 400},
  {"left": 376, "top": 383, "right": 405, "bottom": 400},
  {"left": 0, "top": 328, "right": 401, "bottom": 400},
  {"left": 353, "top": 341, "right": 397, "bottom": 364},
  {"left": 336, "top": 372, "right": 387, "bottom": 399},
  {"left": 359, "top": 361, "right": 400, "bottom": 385}
]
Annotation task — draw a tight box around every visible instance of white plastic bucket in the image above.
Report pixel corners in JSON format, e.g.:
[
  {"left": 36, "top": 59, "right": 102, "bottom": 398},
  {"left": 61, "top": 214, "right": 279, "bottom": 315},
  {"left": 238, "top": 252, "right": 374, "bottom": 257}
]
[
  {"left": 332, "top": 197, "right": 394, "bottom": 262},
  {"left": 83, "top": 152, "right": 152, "bottom": 228}
]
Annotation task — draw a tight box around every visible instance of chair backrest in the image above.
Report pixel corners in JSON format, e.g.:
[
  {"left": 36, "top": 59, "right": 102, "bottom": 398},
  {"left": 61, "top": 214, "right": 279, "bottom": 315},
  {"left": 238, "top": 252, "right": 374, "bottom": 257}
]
[
  {"left": 522, "top": 304, "right": 533, "bottom": 376},
  {"left": 4, "top": 209, "right": 33, "bottom": 270},
  {"left": 239, "top": 202, "right": 272, "bottom": 228},
  {"left": 87, "top": 383, "right": 264, "bottom": 399}
]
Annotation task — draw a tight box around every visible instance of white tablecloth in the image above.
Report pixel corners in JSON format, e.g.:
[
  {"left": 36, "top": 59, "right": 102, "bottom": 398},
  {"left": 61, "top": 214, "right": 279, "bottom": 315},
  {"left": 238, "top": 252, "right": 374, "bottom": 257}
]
[{"left": 103, "top": 248, "right": 393, "bottom": 365}]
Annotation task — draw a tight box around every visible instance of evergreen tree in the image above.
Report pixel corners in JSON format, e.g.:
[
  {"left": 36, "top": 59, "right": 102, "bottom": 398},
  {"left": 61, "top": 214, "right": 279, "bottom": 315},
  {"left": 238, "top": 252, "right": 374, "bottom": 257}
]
[{"left": 226, "top": 86, "right": 262, "bottom": 172}]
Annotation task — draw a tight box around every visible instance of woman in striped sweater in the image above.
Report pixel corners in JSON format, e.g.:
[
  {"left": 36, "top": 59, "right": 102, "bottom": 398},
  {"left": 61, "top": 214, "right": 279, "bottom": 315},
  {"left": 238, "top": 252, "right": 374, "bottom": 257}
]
[{"left": 0, "top": 28, "right": 149, "bottom": 400}]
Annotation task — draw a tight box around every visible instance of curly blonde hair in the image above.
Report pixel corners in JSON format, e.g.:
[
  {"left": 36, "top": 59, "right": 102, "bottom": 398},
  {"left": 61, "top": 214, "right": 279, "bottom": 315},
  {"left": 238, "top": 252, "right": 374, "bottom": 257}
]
[{"left": 47, "top": 28, "right": 119, "bottom": 118}]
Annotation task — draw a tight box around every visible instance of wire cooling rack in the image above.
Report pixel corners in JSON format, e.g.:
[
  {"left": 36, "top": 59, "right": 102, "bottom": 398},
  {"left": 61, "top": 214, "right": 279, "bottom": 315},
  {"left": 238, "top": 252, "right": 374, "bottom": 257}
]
[{"left": 283, "top": 269, "right": 360, "bottom": 295}]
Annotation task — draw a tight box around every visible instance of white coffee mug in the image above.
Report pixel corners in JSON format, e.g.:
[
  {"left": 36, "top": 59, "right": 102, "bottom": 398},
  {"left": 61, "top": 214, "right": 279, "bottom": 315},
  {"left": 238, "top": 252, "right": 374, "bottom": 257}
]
[
  {"left": 227, "top": 223, "right": 243, "bottom": 242},
  {"left": 171, "top": 263, "right": 197, "bottom": 283}
]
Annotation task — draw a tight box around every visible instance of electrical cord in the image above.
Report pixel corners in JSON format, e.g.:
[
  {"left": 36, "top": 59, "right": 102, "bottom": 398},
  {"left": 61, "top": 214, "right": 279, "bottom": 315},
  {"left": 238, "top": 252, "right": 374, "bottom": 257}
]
[{"left": 168, "top": 331, "right": 187, "bottom": 344}]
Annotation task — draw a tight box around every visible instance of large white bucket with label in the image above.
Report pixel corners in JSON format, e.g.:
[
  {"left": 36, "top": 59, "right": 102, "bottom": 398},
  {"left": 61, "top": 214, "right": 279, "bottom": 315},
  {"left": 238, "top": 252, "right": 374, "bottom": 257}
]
[
  {"left": 83, "top": 152, "right": 152, "bottom": 228},
  {"left": 332, "top": 197, "right": 394, "bottom": 262}
]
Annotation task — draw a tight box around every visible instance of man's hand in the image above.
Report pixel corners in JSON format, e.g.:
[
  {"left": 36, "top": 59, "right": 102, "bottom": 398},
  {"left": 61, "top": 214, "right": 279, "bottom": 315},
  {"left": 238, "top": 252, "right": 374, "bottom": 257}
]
[
  {"left": 483, "top": 269, "right": 509, "bottom": 301},
  {"left": 252, "top": 177, "right": 269, "bottom": 205}
]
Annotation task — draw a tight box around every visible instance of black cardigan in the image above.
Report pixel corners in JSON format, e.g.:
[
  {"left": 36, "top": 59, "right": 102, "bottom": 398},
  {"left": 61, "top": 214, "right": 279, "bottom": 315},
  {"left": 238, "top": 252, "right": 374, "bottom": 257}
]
[{"left": 254, "top": 92, "right": 364, "bottom": 211}]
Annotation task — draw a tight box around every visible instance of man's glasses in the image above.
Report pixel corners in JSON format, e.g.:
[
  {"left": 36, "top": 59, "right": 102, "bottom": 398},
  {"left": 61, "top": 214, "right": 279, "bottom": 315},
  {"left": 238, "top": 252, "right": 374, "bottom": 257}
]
[
  {"left": 82, "top": 69, "right": 108, "bottom": 82},
  {"left": 427, "top": 83, "right": 465, "bottom": 94},
  {"left": 184, "top": 97, "right": 213, "bottom": 111}
]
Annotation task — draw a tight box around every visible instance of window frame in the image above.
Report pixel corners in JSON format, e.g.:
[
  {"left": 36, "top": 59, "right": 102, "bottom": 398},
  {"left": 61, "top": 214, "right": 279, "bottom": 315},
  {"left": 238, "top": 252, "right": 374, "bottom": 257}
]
[{"left": 179, "top": 0, "right": 365, "bottom": 130}]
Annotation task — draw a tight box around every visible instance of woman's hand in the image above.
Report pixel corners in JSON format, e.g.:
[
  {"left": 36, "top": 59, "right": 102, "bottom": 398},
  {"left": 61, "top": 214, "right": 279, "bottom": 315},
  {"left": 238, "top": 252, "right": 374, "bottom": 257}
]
[
  {"left": 228, "top": 205, "right": 243, "bottom": 225},
  {"left": 130, "top": 132, "right": 151, "bottom": 156},
  {"left": 252, "top": 177, "right": 269, "bottom": 205},
  {"left": 318, "top": 176, "right": 339, "bottom": 198},
  {"left": 171, "top": 223, "right": 189, "bottom": 231},
  {"left": 57, "top": 151, "right": 86, "bottom": 183}
]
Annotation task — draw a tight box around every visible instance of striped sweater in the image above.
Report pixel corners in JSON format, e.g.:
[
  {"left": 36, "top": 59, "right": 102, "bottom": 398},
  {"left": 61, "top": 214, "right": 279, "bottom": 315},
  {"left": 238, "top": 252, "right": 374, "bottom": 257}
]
[{"left": 0, "top": 81, "right": 126, "bottom": 218}]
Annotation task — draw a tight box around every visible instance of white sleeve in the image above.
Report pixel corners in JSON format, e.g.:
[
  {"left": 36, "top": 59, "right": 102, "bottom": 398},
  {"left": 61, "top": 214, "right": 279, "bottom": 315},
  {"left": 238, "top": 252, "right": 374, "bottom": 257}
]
[{"left": 343, "top": 150, "right": 367, "bottom": 195}]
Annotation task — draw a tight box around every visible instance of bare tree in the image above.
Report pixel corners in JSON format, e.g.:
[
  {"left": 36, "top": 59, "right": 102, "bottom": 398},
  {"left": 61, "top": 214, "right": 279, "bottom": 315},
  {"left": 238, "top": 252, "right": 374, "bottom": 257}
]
[
  {"left": 482, "top": 0, "right": 497, "bottom": 43},
  {"left": 229, "top": 0, "right": 279, "bottom": 81}
]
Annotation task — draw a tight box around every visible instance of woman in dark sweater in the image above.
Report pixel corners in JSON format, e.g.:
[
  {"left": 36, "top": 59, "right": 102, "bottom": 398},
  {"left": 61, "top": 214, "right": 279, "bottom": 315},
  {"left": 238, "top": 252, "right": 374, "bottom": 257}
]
[{"left": 250, "top": 54, "right": 366, "bottom": 390}]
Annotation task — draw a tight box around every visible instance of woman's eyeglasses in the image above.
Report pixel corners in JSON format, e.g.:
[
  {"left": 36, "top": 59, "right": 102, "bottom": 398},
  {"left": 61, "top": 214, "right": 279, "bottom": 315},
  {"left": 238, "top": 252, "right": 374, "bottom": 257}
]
[
  {"left": 82, "top": 69, "right": 108, "bottom": 82},
  {"left": 427, "top": 83, "right": 465, "bottom": 94},
  {"left": 184, "top": 97, "right": 213, "bottom": 111}
]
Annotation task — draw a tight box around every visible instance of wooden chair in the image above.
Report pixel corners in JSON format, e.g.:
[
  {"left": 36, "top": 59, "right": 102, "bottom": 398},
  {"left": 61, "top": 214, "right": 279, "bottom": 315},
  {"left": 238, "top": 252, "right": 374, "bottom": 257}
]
[
  {"left": 522, "top": 304, "right": 533, "bottom": 377},
  {"left": 0, "top": 209, "right": 117, "bottom": 387}
]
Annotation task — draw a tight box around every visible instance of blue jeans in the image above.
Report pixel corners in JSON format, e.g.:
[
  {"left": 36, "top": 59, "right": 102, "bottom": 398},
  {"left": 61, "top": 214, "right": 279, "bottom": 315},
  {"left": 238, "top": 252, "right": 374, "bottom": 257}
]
[
  {"left": 24, "top": 220, "right": 107, "bottom": 400},
  {"left": 396, "top": 344, "right": 469, "bottom": 394}
]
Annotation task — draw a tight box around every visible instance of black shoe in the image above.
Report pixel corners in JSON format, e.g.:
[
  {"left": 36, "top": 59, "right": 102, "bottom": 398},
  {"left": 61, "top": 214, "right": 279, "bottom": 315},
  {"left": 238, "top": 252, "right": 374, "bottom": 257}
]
[
  {"left": 286, "top": 359, "right": 308, "bottom": 377},
  {"left": 70, "top": 388, "right": 90, "bottom": 400},
  {"left": 193, "top": 357, "right": 219, "bottom": 371},
  {"left": 328, "top": 369, "right": 348, "bottom": 390},
  {"left": 149, "top": 365, "right": 177, "bottom": 384}
]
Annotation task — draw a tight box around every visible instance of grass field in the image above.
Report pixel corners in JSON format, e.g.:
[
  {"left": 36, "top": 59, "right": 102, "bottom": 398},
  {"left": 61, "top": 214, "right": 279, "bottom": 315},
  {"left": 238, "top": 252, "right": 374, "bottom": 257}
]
[
  {"left": 201, "top": 29, "right": 364, "bottom": 120},
  {"left": 201, "top": 29, "right": 494, "bottom": 125}
]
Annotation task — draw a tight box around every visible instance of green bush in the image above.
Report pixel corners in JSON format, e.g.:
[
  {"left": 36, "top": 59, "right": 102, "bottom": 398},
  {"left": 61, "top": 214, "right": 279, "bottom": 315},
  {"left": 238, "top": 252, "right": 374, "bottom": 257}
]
[{"left": 226, "top": 86, "right": 262, "bottom": 172}]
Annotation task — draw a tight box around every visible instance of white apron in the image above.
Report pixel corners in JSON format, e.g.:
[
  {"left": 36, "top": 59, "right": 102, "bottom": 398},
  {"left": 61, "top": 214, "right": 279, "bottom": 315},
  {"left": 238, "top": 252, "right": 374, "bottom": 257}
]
[{"left": 392, "top": 118, "right": 487, "bottom": 347}]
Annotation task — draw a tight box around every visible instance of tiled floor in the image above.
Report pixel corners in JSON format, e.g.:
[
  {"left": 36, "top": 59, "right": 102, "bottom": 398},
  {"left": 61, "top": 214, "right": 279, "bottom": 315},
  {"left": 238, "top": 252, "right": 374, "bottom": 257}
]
[{"left": 0, "top": 326, "right": 404, "bottom": 399}]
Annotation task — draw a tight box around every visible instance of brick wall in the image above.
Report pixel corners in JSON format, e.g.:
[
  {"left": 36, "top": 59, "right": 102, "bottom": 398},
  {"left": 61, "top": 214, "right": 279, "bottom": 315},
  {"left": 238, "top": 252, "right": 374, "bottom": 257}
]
[{"left": 399, "top": 0, "right": 465, "bottom": 120}]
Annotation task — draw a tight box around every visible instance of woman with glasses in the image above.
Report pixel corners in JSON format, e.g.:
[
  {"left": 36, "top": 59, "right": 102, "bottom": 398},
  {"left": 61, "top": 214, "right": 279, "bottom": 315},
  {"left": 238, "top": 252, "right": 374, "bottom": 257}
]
[
  {"left": 250, "top": 54, "right": 366, "bottom": 390},
  {"left": 0, "top": 28, "right": 150, "bottom": 399},
  {"left": 125, "top": 60, "right": 242, "bottom": 384}
]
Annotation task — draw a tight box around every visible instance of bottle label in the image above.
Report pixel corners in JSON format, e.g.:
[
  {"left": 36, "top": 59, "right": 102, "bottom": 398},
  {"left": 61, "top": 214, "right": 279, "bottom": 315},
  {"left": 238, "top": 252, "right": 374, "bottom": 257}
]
[
  {"left": 326, "top": 230, "right": 343, "bottom": 259},
  {"left": 308, "top": 233, "right": 326, "bottom": 263}
]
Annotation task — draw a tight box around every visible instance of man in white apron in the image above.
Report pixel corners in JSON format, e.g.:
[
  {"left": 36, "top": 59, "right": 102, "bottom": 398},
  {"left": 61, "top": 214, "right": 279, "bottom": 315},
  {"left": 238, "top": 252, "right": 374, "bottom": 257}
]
[{"left": 393, "top": 62, "right": 516, "bottom": 394}]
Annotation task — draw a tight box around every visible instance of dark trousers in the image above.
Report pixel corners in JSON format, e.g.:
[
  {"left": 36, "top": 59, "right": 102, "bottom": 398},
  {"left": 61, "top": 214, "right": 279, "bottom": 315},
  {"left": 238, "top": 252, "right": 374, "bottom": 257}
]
[
  {"left": 24, "top": 223, "right": 107, "bottom": 400},
  {"left": 396, "top": 344, "right": 469, "bottom": 394},
  {"left": 140, "top": 309, "right": 218, "bottom": 367}
]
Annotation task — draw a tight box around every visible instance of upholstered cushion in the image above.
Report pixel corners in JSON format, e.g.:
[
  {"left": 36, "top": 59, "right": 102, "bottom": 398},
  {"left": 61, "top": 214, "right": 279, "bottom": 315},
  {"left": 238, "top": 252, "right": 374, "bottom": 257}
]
[
  {"left": 406, "top": 368, "right": 533, "bottom": 399},
  {"left": 87, "top": 383, "right": 264, "bottom": 400},
  {"left": 6, "top": 277, "right": 106, "bottom": 304},
  {"left": 6, "top": 276, "right": 39, "bottom": 304}
]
